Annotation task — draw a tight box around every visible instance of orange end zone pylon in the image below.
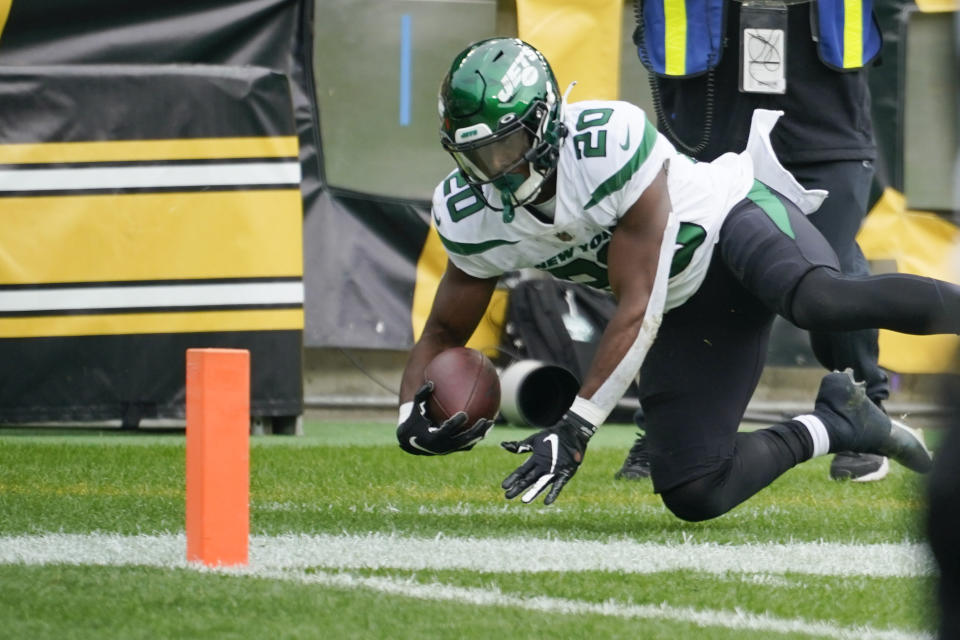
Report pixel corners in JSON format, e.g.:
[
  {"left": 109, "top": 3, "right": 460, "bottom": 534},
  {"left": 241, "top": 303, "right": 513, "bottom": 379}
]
[{"left": 185, "top": 348, "right": 250, "bottom": 567}]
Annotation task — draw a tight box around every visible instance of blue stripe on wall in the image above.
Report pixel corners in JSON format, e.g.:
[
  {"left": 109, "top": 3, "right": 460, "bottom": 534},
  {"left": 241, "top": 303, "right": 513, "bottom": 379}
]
[{"left": 399, "top": 14, "right": 412, "bottom": 126}]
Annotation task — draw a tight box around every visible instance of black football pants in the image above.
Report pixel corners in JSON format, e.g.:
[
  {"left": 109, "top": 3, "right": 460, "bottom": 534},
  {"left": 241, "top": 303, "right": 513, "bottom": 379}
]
[{"left": 641, "top": 185, "right": 960, "bottom": 520}]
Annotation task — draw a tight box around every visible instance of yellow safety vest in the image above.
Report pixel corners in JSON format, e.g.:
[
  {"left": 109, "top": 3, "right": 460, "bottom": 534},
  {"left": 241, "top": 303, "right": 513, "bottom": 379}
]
[{"left": 636, "top": 0, "right": 882, "bottom": 77}]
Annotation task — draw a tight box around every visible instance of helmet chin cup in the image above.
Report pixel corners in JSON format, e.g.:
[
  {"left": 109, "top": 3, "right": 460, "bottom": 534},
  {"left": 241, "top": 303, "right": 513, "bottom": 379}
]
[
  {"left": 494, "top": 172, "right": 526, "bottom": 222},
  {"left": 494, "top": 167, "right": 546, "bottom": 222}
]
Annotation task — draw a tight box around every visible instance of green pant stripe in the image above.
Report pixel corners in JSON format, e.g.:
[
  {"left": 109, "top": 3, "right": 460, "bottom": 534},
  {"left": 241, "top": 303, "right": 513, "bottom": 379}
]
[{"left": 746, "top": 180, "right": 795, "bottom": 239}]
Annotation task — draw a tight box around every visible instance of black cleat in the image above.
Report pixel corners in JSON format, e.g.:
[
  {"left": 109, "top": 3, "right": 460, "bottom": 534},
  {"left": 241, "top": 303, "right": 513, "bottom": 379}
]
[
  {"left": 615, "top": 432, "right": 651, "bottom": 480},
  {"left": 886, "top": 418, "right": 934, "bottom": 474},
  {"left": 815, "top": 370, "right": 933, "bottom": 474}
]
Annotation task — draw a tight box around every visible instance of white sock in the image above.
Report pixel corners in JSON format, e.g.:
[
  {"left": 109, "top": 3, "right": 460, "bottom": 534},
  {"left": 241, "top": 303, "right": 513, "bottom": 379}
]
[{"left": 794, "top": 414, "right": 831, "bottom": 458}]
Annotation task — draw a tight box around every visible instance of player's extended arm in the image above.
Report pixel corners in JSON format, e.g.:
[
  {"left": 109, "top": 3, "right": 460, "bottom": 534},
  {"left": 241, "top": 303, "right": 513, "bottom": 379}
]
[
  {"left": 501, "top": 166, "right": 676, "bottom": 502},
  {"left": 578, "top": 166, "right": 674, "bottom": 413},
  {"left": 396, "top": 261, "right": 499, "bottom": 455}
]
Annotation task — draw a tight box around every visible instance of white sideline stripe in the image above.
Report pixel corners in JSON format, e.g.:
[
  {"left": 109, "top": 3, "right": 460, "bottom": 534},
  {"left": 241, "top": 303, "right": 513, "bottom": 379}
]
[
  {"left": 0, "top": 162, "right": 301, "bottom": 191},
  {"left": 259, "top": 568, "right": 932, "bottom": 640},
  {"left": 0, "top": 282, "right": 304, "bottom": 312},
  {"left": 0, "top": 533, "right": 935, "bottom": 578}
]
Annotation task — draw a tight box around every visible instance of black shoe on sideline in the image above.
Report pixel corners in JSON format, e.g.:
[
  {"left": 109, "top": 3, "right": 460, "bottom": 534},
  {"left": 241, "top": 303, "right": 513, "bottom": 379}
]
[
  {"left": 615, "top": 432, "right": 651, "bottom": 480},
  {"left": 829, "top": 451, "right": 890, "bottom": 482}
]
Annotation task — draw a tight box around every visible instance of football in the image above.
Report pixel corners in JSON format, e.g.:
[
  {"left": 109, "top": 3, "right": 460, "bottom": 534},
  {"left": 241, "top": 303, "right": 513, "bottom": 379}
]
[{"left": 423, "top": 347, "right": 501, "bottom": 425}]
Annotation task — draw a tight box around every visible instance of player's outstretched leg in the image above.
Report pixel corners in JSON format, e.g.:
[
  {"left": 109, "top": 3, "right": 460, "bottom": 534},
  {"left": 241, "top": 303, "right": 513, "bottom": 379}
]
[{"left": 814, "top": 370, "right": 933, "bottom": 473}]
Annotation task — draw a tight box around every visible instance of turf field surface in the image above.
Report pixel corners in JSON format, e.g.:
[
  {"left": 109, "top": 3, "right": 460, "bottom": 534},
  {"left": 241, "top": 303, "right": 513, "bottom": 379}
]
[{"left": 0, "top": 421, "right": 940, "bottom": 639}]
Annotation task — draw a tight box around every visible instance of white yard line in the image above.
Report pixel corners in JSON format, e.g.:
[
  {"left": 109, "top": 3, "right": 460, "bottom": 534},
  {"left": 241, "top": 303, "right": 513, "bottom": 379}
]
[
  {"left": 0, "top": 532, "right": 935, "bottom": 577},
  {"left": 0, "top": 533, "right": 934, "bottom": 640},
  {"left": 260, "top": 568, "right": 933, "bottom": 640}
]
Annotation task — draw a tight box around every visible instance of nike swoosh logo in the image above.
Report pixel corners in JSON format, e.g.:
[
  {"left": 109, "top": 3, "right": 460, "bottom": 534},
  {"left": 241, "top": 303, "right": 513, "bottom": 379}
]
[
  {"left": 433, "top": 210, "right": 442, "bottom": 227},
  {"left": 408, "top": 436, "right": 438, "bottom": 454},
  {"left": 619, "top": 128, "right": 631, "bottom": 151},
  {"left": 544, "top": 433, "right": 559, "bottom": 473}
]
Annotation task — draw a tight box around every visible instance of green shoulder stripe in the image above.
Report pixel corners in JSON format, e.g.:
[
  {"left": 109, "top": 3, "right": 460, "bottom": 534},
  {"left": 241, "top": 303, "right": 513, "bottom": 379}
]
[
  {"left": 584, "top": 114, "right": 659, "bottom": 210},
  {"left": 438, "top": 232, "right": 518, "bottom": 256},
  {"left": 746, "top": 180, "right": 795, "bottom": 239}
]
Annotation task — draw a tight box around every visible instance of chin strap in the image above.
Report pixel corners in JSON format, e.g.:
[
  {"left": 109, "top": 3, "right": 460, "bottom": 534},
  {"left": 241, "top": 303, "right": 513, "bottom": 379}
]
[
  {"left": 497, "top": 86, "right": 573, "bottom": 224},
  {"left": 501, "top": 198, "right": 515, "bottom": 223},
  {"left": 496, "top": 175, "right": 527, "bottom": 223}
]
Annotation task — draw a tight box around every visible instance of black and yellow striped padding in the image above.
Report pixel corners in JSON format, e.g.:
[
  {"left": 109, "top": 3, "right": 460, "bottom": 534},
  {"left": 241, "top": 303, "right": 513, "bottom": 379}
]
[
  {"left": 0, "top": 137, "right": 303, "bottom": 337},
  {"left": 0, "top": 13, "right": 306, "bottom": 421}
]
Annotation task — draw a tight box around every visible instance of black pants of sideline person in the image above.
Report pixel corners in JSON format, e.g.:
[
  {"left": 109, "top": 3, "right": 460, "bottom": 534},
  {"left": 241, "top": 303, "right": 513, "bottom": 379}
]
[{"left": 790, "top": 158, "right": 889, "bottom": 404}]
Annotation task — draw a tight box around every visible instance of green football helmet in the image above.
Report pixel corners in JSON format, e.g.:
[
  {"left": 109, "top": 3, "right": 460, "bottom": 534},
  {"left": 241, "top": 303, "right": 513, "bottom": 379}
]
[{"left": 438, "top": 38, "right": 567, "bottom": 221}]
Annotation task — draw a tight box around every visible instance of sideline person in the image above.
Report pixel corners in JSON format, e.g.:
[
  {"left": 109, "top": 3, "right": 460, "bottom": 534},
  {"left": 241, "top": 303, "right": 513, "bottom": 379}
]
[
  {"left": 396, "top": 38, "right": 951, "bottom": 520},
  {"left": 619, "top": 0, "right": 890, "bottom": 483}
]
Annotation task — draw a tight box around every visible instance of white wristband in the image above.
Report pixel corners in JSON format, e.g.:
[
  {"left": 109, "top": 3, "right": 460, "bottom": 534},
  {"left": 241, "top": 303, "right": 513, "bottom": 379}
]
[
  {"left": 398, "top": 401, "right": 414, "bottom": 426},
  {"left": 568, "top": 396, "right": 608, "bottom": 428}
]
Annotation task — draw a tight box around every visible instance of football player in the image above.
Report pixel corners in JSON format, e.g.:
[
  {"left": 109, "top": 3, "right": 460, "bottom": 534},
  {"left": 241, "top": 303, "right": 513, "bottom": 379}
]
[{"left": 397, "top": 38, "right": 955, "bottom": 520}]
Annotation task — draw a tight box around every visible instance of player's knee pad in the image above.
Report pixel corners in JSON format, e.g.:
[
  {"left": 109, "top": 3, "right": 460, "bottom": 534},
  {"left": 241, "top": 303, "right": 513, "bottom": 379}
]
[{"left": 659, "top": 474, "right": 731, "bottom": 522}]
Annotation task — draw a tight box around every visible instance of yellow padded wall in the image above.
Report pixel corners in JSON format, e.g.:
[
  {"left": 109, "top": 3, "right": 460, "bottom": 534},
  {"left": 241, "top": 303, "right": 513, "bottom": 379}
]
[
  {"left": 517, "top": 0, "right": 623, "bottom": 100},
  {"left": 858, "top": 188, "right": 960, "bottom": 373}
]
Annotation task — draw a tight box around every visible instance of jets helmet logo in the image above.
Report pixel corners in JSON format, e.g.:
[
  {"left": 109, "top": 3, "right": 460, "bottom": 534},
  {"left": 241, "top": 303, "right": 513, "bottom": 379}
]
[{"left": 497, "top": 49, "right": 540, "bottom": 102}]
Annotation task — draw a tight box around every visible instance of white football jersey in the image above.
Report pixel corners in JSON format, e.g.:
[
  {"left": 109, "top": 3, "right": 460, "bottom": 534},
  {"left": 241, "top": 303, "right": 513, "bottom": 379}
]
[{"left": 430, "top": 100, "right": 756, "bottom": 311}]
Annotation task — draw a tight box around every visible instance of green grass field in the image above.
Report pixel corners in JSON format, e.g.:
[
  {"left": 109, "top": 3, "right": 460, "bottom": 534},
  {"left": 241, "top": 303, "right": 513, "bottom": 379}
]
[{"left": 0, "top": 420, "right": 940, "bottom": 639}]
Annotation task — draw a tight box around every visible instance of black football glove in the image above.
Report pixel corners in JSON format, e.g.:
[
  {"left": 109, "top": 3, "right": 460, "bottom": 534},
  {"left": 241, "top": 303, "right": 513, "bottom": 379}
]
[
  {"left": 397, "top": 381, "right": 495, "bottom": 456},
  {"left": 500, "top": 411, "right": 597, "bottom": 505}
]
